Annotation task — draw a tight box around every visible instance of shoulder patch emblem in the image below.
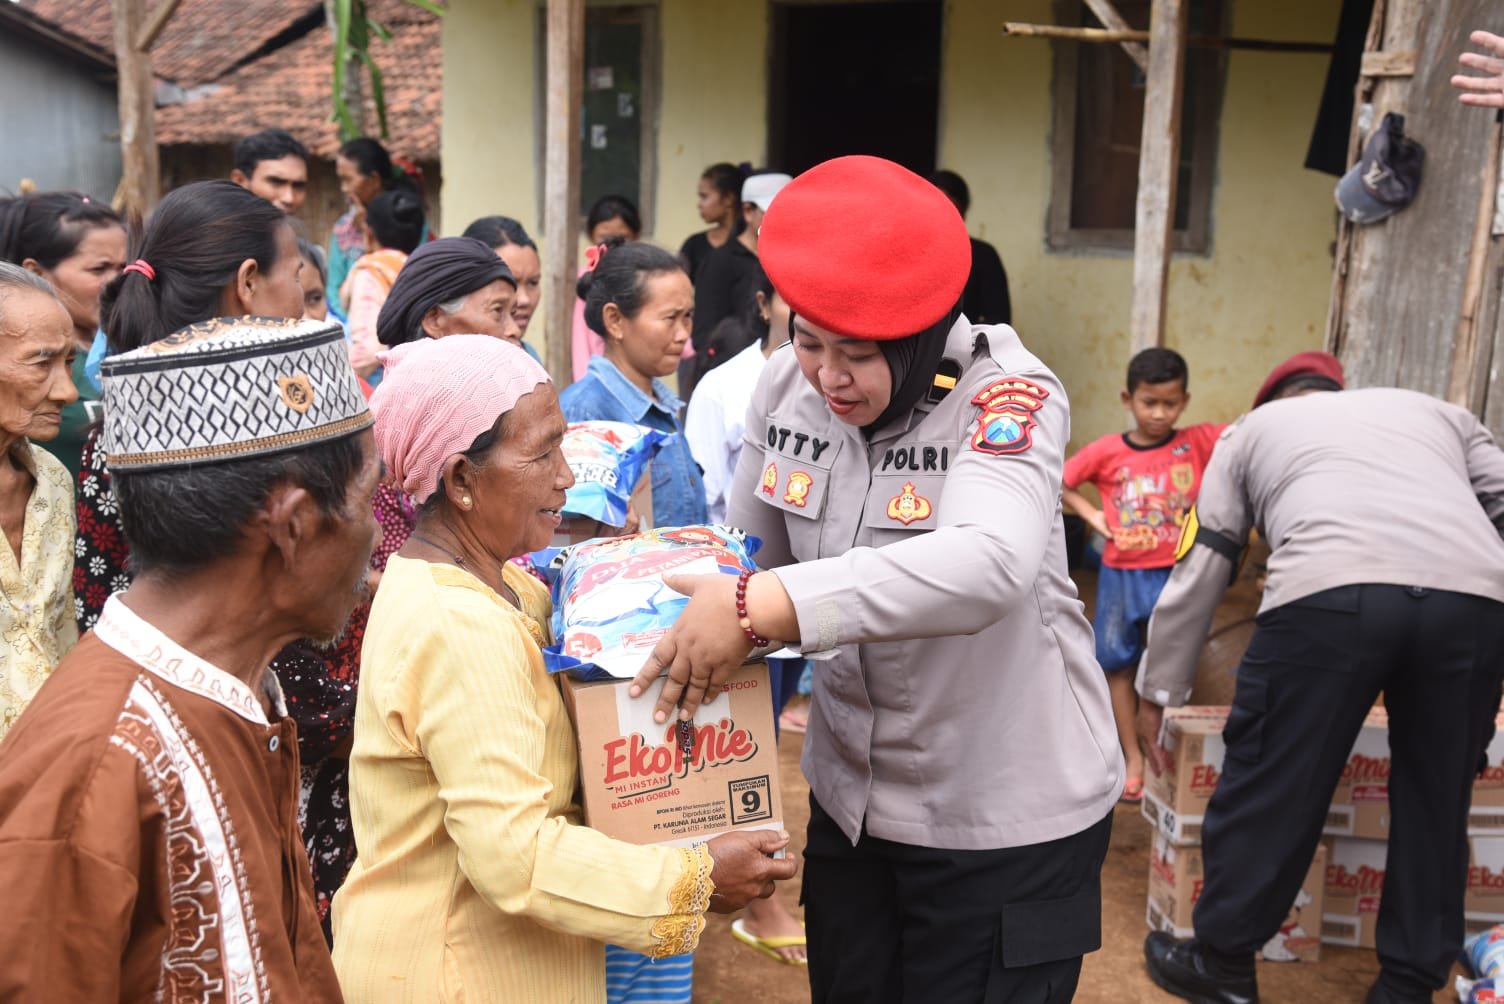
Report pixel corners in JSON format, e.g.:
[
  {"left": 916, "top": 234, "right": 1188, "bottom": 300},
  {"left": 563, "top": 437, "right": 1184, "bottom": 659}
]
[
  {"left": 970, "top": 379, "right": 1049, "bottom": 456},
  {"left": 885, "top": 481, "right": 933, "bottom": 525},
  {"left": 760, "top": 461, "right": 778, "bottom": 497},
  {"left": 784, "top": 471, "right": 813, "bottom": 508}
]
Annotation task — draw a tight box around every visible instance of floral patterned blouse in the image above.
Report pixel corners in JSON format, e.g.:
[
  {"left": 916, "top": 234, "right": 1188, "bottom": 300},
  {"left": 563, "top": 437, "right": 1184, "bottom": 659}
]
[
  {"left": 75, "top": 427, "right": 418, "bottom": 942},
  {"left": 0, "top": 442, "right": 79, "bottom": 738}
]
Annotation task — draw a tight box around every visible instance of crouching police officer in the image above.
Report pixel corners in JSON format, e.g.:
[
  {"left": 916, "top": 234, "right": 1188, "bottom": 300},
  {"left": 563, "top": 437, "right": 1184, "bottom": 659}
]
[
  {"left": 629, "top": 155, "right": 1123, "bottom": 1002},
  {"left": 1137, "top": 352, "right": 1504, "bottom": 1004}
]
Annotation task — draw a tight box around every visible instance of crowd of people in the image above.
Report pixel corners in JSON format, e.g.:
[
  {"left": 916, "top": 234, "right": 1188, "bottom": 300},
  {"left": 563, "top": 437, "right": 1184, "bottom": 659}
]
[{"left": 1, "top": 28, "right": 1504, "bottom": 1004}]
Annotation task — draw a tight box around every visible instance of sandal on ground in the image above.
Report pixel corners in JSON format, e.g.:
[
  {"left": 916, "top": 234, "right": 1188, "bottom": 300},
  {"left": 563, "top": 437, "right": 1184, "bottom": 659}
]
[{"left": 730, "top": 917, "right": 808, "bottom": 968}]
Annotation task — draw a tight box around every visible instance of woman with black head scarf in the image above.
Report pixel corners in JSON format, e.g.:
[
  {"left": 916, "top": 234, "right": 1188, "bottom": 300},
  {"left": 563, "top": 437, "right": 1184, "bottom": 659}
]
[
  {"left": 623, "top": 156, "right": 1123, "bottom": 1003},
  {"left": 376, "top": 235, "right": 530, "bottom": 356}
]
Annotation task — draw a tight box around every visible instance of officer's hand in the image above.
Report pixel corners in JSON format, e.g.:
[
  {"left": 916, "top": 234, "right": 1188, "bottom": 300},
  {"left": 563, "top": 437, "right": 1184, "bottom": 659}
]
[
  {"left": 629, "top": 573, "right": 752, "bottom": 723},
  {"left": 1455, "top": 30, "right": 1504, "bottom": 107},
  {"left": 1138, "top": 700, "right": 1174, "bottom": 775},
  {"left": 704, "top": 829, "right": 798, "bottom": 913}
]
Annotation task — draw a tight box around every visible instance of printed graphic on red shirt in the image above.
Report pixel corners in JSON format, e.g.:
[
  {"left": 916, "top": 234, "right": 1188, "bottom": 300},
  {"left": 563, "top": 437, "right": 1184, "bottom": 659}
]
[{"left": 1063, "top": 424, "right": 1225, "bottom": 570}]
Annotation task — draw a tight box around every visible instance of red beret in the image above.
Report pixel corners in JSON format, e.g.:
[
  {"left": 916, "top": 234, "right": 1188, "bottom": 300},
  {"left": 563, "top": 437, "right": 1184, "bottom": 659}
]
[
  {"left": 1253, "top": 351, "right": 1345, "bottom": 408},
  {"left": 758, "top": 155, "right": 972, "bottom": 341}
]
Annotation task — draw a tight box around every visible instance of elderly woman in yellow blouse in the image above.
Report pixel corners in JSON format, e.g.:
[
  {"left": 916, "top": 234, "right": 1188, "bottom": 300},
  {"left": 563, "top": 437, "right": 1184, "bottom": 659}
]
[
  {"left": 0, "top": 263, "right": 80, "bottom": 738},
  {"left": 332, "top": 334, "right": 796, "bottom": 1002}
]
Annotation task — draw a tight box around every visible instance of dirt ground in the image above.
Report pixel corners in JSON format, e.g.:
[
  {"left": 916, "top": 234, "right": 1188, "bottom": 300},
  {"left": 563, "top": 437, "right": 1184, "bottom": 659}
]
[
  {"left": 692, "top": 563, "right": 1467, "bottom": 1002},
  {"left": 692, "top": 737, "right": 1462, "bottom": 1003}
]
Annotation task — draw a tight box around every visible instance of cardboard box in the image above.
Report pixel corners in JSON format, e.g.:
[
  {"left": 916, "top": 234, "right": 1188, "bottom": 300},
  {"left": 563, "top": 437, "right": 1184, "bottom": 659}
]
[
  {"left": 1142, "top": 707, "right": 1229, "bottom": 845},
  {"left": 558, "top": 661, "right": 783, "bottom": 848},
  {"left": 1467, "top": 835, "right": 1504, "bottom": 925},
  {"left": 1320, "top": 709, "right": 1504, "bottom": 840},
  {"left": 1145, "top": 833, "right": 1324, "bottom": 962},
  {"left": 1321, "top": 836, "right": 1386, "bottom": 949},
  {"left": 1323, "top": 709, "right": 1391, "bottom": 841}
]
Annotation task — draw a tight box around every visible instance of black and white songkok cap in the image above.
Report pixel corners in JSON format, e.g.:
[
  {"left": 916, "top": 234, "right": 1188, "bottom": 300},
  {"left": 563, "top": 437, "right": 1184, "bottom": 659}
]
[{"left": 100, "top": 316, "right": 373, "bottom": 472}]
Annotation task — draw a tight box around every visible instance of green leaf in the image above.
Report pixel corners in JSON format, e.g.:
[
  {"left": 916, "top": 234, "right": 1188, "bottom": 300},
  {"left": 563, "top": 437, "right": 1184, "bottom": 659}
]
[{"left": 360, "top": 49, "right": 390, "bottom": 139}]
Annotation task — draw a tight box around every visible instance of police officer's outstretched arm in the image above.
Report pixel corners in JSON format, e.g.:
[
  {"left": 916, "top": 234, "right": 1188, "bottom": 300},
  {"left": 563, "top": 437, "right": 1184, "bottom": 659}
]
[
  {"left": 1136, "top": 425, "right": 1252, "bottom": 768},
  {"left": 629, "top": 370, "right": 801, "bottom": 723},
  {"left": 761, "top": 367, "right": 1071, "bottom": 649}
]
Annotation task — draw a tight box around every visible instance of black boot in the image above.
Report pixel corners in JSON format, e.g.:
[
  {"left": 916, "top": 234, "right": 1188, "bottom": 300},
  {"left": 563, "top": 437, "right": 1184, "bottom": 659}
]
[{"left": 1143, "top": 932, "right": 1258, "bottom": 1004}]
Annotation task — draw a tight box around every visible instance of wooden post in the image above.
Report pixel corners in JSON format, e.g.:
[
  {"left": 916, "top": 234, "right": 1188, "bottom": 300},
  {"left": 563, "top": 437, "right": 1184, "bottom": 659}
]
[
  {"left": 113, "top": 0, "right": 161, "bottom": 224},
  {"left": 542, "top": 0, "right": 584, "bottom": 387},
  {"left": 1448, "top": 115, "right": 1504, "bottom": 408},
  {"left": 135, "top": 0, "right": 180, "bottom": 51},
  {"left": 1128, "top": 0, "right": 1187, "bottom": 353},
  {"left": 1081, "top": 0, "right": 1149, "bottom": 71}
]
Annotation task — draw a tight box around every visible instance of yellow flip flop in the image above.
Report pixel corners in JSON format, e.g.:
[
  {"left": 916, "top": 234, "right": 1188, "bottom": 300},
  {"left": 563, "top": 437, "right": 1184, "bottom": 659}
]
[{"left": 730, "top": 917, "right": 808, "bottom": 968}]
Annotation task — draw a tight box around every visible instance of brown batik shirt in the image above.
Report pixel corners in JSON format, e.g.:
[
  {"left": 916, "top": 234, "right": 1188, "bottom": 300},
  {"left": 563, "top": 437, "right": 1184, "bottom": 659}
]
[{"left": 0, "top": 595, "right": 342, "bottom": 1001}]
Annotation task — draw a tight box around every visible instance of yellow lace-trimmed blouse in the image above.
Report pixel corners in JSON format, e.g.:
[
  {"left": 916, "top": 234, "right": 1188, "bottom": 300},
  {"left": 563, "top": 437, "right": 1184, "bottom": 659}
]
[
  {"left": 333, "top": 556, "right": 713, "bottom": 1003},
  {"left": 0, "top": 442, "right": 78, "bottom": 739}
]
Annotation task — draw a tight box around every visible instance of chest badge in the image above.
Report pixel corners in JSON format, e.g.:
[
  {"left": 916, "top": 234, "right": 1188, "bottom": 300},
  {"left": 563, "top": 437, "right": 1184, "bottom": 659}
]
[
  {"left": 760, "top": 461, "right": 779, "bottom": 497},
  {"left": 784, "top": 471, "right": 813, "bottom": 508},
  {"left": 1171, "top": 462, "right": 1195, "bottom": 494},
  {"left": 886, "top": 482, "right": 933, "bottom": 525},
  {"left": 971, "top": 379, "right": 1049, "bottom": 456}
]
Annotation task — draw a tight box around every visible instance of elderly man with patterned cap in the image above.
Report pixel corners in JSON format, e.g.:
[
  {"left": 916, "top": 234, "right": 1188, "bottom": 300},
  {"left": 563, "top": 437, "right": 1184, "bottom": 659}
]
[
  {"left": 0, "top": 316, "right": 377, "bottom": 999},
  {"left": 1138, "top": 353, "right": 1504, "bottom": 1004}
]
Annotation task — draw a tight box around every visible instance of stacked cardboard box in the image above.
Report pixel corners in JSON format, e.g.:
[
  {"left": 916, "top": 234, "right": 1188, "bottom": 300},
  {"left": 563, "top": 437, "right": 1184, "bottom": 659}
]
[
  {"left": 1321, "top": 835, "right": 1387, "bottom": 949},
  {"left": 1146, "top": 705, "right": 1504, "bottom": 950},
  {"left": 1142, "top": 707, "right": 1323, "bottom": 962},
  {"left": 1146, "top": 832, "right": 1326, "bottom": 962}
]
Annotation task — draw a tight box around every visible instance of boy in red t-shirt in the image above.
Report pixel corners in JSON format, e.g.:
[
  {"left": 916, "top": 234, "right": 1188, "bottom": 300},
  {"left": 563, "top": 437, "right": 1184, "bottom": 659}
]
[{"left": 1063, "top": 348, "right": 1225, "bottom": 802}]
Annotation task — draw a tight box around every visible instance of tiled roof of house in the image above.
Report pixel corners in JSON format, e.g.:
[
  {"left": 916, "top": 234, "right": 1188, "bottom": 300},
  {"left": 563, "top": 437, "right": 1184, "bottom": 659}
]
[
  {"left": 19, "top": 0, "right": 317, "bottom": 89},
  {"left": 0, "top": 1, "right": 116, "bottom": 72},
  {"left": 18, "top": 0, "right": 442, "bottom": 161},
  {"left": 156, "top": 8, "right": 441, "bottom": 160}
]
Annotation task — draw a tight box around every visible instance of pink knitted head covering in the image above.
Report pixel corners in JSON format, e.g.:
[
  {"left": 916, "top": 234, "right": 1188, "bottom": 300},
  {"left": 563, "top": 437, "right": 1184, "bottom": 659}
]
[{"left": 370, "top": 335, "right": 552, "bottom": 503}]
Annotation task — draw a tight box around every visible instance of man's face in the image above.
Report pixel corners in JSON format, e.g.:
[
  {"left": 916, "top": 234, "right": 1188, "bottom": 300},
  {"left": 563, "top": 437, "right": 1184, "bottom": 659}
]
[
  {"left": 0, "top": 290, "right": 78, "bottom": 443},
  {"left": 233, "top": 155, "right": 309, "bottom": 214}
]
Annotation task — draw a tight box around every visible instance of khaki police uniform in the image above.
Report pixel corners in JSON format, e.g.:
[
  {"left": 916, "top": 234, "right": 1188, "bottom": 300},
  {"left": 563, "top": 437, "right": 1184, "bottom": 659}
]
[
  {"left": 726, "top": 317, "right": 1121, "bottom": 1002},
  {"left": 1137, "top": 387, "right": 1504, "bottom": 999}
]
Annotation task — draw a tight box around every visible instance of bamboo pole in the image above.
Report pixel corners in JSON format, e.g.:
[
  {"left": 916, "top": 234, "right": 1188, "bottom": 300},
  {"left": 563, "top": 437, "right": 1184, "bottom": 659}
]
[
  {"left": 1081, "top": 0, "right": 1148, "bottom": 71},
  {"left": 1001, "top": 21, "right": 1332, "bottom": 54},
  {"left": 1128, "top": 0, "right": 1187, "bottom": 353},
  {"left": 1448, "top": 115, "right": 1504, "bottom": 408},
  {"left": 542, "top": 0, "right": 584, "bottom": 387}
]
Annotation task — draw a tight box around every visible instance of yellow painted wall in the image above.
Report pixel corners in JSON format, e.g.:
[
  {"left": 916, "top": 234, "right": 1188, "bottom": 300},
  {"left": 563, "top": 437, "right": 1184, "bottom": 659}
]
[
  {"left": 443, "top": 0, "right": 1341, "bottom": 434},
  {"left": 442, "top": 0, "right": 767, "bottom": 358},
  {"left": 941, "top": 0, "right": 1342, "bottom": 449},
  {"left": 440, "top": 0, "right": 538, "bottom": 237},
  {"left": 653, "top": 0, "right": 769, "bottom": 250}
]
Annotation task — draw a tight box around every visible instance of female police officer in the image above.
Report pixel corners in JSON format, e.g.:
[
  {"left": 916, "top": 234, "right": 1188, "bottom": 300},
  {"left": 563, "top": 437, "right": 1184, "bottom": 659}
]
[{"left": 630, "top": 156, "right": 1121, "bottom": 1002}]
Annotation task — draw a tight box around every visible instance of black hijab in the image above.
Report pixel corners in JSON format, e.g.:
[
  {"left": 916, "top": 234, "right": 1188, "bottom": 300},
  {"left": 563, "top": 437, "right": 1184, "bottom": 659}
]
[
  {"left": 863, "top": 303, "right": 963, "bottom": 437},
  {"left": 376, "top": 236, "right": 515, "bottom": 347}
]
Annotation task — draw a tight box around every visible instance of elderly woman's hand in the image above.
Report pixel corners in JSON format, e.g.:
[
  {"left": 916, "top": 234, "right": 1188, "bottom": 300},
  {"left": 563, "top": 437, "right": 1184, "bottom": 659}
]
[
  {"left": 704, "top": 829, "right": 798, "bottom": 913},
  {"left": 629, "top": 571, "right": 800, "bottom": 723}
]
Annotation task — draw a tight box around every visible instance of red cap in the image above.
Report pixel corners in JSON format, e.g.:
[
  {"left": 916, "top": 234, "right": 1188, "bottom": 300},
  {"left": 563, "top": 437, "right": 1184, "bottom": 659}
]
[
  {"left": 758, "top": 155, "right": 972, "bottom": 341},
  {"left": 1253, "top": 351, "right": 1345, "bottom": 408}
]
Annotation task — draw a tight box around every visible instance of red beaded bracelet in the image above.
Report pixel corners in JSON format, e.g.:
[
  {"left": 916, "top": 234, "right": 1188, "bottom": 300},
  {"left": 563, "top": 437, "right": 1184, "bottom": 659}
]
[{"left": 735, "top": 570, "right": 771, "bottom": 648}]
